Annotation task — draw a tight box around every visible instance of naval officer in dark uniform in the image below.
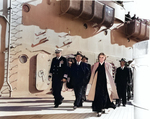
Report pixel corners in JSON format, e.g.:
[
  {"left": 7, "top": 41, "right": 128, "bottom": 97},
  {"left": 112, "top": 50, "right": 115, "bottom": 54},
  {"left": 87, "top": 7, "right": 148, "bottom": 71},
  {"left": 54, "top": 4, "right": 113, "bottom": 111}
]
[
  {"left": 82, "top": 55, "right": 91, "bottom": 101},
  {"left": 115, "top": 58, "right": 131, "bottom": 107},
  {"left": 69, "top": 52, "right": 90, "bottom": 109},
  {"left": 49, "top": 48, "right": 68, "bottom": 108}
]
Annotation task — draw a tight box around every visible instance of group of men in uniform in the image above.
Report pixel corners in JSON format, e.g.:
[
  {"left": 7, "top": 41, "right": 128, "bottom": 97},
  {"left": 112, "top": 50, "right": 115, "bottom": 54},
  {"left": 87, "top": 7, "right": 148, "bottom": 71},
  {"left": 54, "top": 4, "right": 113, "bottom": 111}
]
[
  {"left": 49, "top": 49, "right": 132, "bottom": 108},
  {"left": 49, "top": 49, "right": 91, "bottom": 108}
]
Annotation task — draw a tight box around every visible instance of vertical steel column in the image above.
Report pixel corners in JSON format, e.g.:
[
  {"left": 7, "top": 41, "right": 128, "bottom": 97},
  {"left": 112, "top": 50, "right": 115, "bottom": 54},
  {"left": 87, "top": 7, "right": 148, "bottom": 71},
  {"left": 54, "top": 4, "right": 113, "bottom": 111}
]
[{"left": 6, "top": 0, "right": 13, "bottom": 97}]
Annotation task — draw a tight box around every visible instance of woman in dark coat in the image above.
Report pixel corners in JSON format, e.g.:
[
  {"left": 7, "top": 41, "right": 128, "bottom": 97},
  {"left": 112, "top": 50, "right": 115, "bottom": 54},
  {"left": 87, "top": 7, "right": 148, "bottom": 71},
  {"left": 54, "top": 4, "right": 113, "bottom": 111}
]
[{"left": 86, "top": 53, "right": 118, "bottom": 117}]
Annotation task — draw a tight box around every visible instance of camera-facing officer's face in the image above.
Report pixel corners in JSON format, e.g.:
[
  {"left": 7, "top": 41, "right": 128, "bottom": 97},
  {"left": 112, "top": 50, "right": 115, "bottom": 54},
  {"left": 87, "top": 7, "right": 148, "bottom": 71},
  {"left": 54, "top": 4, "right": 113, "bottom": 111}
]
[
  {"left": 120, "top": 61, "right": 125, "bottom": 67},
  {"left": 76, "top": 55, "right": 82, "bottom": 62},
  {"left": 82, "top": 58, "right": 87, "bottom": 63},
  {"left": 56, "top": 52, "right": 61, "bottom": 57}
]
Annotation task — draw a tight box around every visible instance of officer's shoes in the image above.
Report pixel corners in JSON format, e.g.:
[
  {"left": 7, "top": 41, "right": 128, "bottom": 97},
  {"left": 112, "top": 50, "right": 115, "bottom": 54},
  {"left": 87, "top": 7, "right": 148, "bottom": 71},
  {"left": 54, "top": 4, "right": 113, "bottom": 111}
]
[
  {"left": 116, "top": 103, "right": 120, "bottom": 107},
  {"left": 54, "top": 105, "right": 59, "bottom": 108},
  {"left": 61, "top": 97, "right": 64, "bottom": 102},
  {"left": 123, "top": 104, "right": 126, "bottom": 107},
  {"left": 73, "top": 106, "right": 77, "bottom": 109}
]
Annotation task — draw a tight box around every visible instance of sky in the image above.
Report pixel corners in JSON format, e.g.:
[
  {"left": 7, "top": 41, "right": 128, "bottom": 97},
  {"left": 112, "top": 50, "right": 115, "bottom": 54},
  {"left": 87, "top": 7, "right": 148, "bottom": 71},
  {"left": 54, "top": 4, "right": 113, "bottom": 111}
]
[{"left": 123, "top": 0, "right": 150, "bottom": 19}]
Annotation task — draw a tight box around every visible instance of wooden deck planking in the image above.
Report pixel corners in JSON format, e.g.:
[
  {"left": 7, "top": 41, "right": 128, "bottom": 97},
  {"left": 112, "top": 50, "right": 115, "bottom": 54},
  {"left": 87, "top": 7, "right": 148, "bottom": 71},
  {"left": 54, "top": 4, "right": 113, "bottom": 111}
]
[{"left": 0, "top": 91, "right": 134, "bottom": 119}]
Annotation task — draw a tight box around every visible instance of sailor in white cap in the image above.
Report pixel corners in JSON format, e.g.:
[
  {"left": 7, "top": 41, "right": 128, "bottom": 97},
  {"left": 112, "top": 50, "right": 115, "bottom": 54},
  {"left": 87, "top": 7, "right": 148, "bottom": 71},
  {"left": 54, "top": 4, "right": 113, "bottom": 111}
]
[
  {"left": 49, "top": 48, "right": 68, "bottom": 108},
  {"left": 55, "top": 48, "right": 63, "bottom": 54}
]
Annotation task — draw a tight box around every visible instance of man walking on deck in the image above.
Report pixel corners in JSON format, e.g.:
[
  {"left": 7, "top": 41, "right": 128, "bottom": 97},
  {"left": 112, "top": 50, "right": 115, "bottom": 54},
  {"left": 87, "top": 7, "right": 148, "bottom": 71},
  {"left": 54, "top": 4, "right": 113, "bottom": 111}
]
[
  {"left": 115, "top": 58, "right": 131, "bottom": 107},
  {"left": 69, "top": 52, "right": 90, "bottom": 109},
  {"left": 49, "top": 48, "right": 68, "bottom": 108}
]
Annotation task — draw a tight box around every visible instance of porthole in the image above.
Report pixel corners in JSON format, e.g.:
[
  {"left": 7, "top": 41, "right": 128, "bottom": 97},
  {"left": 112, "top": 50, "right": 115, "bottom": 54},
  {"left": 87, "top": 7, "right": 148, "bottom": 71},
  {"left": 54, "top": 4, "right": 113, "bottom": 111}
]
[
  {"left": 23, "top": 4, "right": 30, "bottom": 12},
  {"left": 19, "top": 55, "right": 28, "bottom": 64}
]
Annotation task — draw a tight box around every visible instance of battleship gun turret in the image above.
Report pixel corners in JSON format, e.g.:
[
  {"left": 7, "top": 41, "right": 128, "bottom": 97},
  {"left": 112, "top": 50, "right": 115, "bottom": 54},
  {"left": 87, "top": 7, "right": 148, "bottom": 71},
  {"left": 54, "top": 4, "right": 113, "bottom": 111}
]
[
  {"left": 60, "top": 0, "right": 115, "bottom": 28},
  {"left": 125, "top": 20, "right": 149, "bottom": 41}
]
